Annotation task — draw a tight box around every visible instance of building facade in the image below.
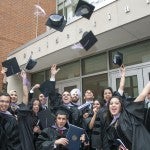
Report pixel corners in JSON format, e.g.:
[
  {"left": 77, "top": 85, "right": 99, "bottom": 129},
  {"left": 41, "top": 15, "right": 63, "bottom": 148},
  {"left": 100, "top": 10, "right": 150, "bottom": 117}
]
[{"left": 6, "top": 0, "right": 150, "bottom": 103}]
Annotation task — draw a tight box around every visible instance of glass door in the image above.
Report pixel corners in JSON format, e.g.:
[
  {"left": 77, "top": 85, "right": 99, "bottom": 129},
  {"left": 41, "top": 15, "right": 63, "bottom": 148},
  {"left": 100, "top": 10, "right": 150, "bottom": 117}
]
[
  {"left": 56, "top": 79, "right": 81, "bottom": 94},
  {"left": 110, "top": 67, "right": 143, "bottom": 98},
  {"left": 56, "top": 79, "right": 81, "bottom": 103}
]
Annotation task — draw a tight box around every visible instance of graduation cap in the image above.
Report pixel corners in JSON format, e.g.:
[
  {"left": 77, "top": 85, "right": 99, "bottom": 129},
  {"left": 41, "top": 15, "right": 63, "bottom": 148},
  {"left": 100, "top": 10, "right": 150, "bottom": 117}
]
[
  {"left": 112, "top": 51, "right": 123, "bottom": 66},
  {"left": 25, "top": 56, "right": 37, "bottom": 70},
  {"left": 45, "top": 14, "right": 67, "bottom": 32},
  {"left": 79, "top": 31, "right": 97, "bottom": 51},
  {"left": 39, "top": 80, "right": 52, "bottom": 97},
  {"left": 2, "top": 57, "right": 21, "bottom": 77},
  {"left": 37, "top": 109, "right": 55, "bottom": 129},
  {"left": 75, "top": 0, "right": 95, "bottom": 19}
]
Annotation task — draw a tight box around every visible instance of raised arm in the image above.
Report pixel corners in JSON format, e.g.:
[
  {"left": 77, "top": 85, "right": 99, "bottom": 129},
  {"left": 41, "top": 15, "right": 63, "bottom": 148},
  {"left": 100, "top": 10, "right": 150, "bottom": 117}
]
[
  {"left": 20, "top": 70, "right": 29, "bottom": 105},
  {"left": 50, "top": 64, "right": 60, "bottom": 81},
  {"left": 118, "top": 64, "right": 126, "bottom": 95},
  {"left": 1, "top": 67, "right": 8, "bottom": 92},
  {"left": 89, "top": 107, "right": 98, "bottom": 129},
  {"left": 29, "top": 84, "right": 40, "bottom": 100},
  {"left": 49, "top": 64, "right": 60, "bottom": 95},
  {"left": 134, "top": 82, "right": 150, "bottom": 102},
  {"left": 48, "top": 64, "right": 61, "bottom": 107}
]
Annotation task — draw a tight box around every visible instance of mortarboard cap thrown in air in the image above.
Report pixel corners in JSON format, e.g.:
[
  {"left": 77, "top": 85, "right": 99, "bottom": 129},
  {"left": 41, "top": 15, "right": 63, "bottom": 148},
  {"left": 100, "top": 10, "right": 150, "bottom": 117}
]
[
  {"left": 112, "top": 51, "right": 123, "bottom": 67},
  {"left": 79, "top": 31, "right": 97, "bottom": 51},
  {"left": 45, "top": 14, "right": 67, "bottom": 32},
  {"left": 75, "top": 0, "right": 95, "bottom": 19},
  {"left": 2, "top": 57, "right": 21, "bottom": 77},
  {"left": 25, "top": 56, "right": 37, "bottom": 70},
  {"left": 39, "top": 80, "right": 53, "bottom": 97}
]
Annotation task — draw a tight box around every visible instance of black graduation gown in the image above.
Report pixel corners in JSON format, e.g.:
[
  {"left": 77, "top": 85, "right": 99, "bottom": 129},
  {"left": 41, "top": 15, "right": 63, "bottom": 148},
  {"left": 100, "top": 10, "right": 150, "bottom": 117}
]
[
  {"left": 106, "top": 101, "right": 150, "bottom": 150},
  {"left": 17, "top": 104, "right": 38, "bottom": 150},
  {"left": 36, "top": 126, "right": 69, "bottom": 150},
  {"left": 143, "top": 102, "right": 150, "bottom": 133},
  {"left": 69, "top": 104, "right": 83, "bottom": 127},
  {"left": 0, "top": 112, "right": 21, "bottom": 150},
  {"left": 29, "top": 80, "right": 56, "bottom": 107},
  {"left": 82, "top": 110, "right": 97, "bottom": 150},
  {"left": 0, "top": 123, "right": 7, "bottom": 150},
  {"left": 91, "top": 91, "right": 126, "bottom": 150},
  {"left": 91, "top": 104, "right": 110, "bottom": 150}
]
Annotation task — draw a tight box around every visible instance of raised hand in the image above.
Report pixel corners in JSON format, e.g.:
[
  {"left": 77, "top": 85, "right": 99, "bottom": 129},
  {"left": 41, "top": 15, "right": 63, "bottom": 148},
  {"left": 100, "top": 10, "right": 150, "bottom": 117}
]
[
  {"left": 120, "top": 64, "right": 125, "bottom": 77},
  {"left": 50, "top": 64, "right": 60, "bottom": 76},
  {"left": 20, "top": 69, "right": 27, "bottom": 79},
  {"left": 1, "top": 67, "right": 7, "bottom": 75},
  {"left": 31, "top": 84, "right": 40, "bottom": 91}
]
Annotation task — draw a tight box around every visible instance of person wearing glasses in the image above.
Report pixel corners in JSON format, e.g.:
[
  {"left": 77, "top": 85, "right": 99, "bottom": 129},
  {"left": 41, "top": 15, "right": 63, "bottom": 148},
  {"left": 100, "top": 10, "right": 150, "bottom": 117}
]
[{"left": 0, "top": 92, "right": 21, "bottom": 150}]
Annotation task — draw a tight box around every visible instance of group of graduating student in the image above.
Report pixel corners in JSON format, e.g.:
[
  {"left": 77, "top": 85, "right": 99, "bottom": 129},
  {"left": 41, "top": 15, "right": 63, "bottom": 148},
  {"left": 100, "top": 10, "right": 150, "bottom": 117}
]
[{"left": 0, "top": 63, "right": 150, "bottom": 150}]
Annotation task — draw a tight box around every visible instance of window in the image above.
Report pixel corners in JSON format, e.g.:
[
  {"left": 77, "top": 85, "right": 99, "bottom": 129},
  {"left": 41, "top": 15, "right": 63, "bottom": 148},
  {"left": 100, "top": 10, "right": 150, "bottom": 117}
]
[
  {"left": 109, "top": 40, "right": 150, "bottom": 69},
  {"left": 57, "top": 0, "right": 78, "bottom": 21},
  {"left": 116, "top": 75, "right": 138, "bottom": 98},
  {"left": 82, "top": 73, "right": 108, "bottom": 100},
  {"left": 56, "top": 61, "right": 80, "bottom": 81},
  {"left": 82, "top": 53, "right": 107, "bottom": 75},
  {"left": 31, "top": 71, "right": 46, "bottom": 97}
]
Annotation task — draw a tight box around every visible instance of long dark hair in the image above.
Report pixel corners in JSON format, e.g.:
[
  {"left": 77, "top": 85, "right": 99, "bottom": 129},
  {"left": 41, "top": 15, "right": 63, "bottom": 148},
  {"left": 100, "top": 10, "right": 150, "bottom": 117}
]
[
  {"left": 106, "top": 96, "right": 123, "bottom": 125},
  {"left": 101, "top": 87, "right": 113, "bottom": 106},
  {"left": 28, "top": 98, "right": 42, "bottom": 114}
]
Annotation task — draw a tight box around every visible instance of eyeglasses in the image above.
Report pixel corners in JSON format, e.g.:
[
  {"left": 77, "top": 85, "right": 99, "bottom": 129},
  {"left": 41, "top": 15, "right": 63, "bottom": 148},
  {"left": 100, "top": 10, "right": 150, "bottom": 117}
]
[{"left": 0, "top": 100, "right": 10, "bottom": 104}]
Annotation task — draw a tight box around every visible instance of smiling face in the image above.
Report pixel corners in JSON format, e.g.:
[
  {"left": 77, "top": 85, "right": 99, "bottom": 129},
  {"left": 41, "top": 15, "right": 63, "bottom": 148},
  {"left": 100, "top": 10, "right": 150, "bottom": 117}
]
[
  {"left": 0, "top": 95, "right": 10, "bottom": 112},
  {"left": 84, "top": 90, "right": 94, "bottom": 101},
  {"left": 39, "top": 94, "right": 46, "bottom": 105},
  {"left": 71, "top": 92, "right": 80, "bottom": 103},
  {"left": 9, "top": 90, "right": 18, "bottom": 103},
  {"left": 32, "top": 100, "right": 40, "bottom": 114},
  {"left": 93, "top": 100, "right": 101, "bottom": 110},
  {"left": 109, "top": 97, "right": 121, "bottom": 116},
  {"left": 103, "top": 89, "right": 113, "bottom": 102},
  {"left": 62, "top": 91, "right": 71, "bottom": 104}
]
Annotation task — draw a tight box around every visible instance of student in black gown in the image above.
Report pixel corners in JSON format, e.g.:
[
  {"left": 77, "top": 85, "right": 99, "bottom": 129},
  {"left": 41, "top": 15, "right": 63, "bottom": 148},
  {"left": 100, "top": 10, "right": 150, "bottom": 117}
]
[
  {"left": 36, "top": 106, "right": 85, "bottom": 150},
  {"left": 0, "top": 92, "right": 21, "bottom": 150},
  {"left": 82, "top": 99, "right": 101, "bottom": 150},
  {"left": 1, "top": 67, "right": 21, "bottom": 119},
  {"left": 104, "top": 81, "right": 150, "bottom": 150},
  {"left": 17, "top": 70, "right": 43, "bottom": 150},
  {"left": 92, "top": 65, "right": 126, "bottom": 150},
  {"left": 143, "top": 92, "right": 150, "bottom": 133}
]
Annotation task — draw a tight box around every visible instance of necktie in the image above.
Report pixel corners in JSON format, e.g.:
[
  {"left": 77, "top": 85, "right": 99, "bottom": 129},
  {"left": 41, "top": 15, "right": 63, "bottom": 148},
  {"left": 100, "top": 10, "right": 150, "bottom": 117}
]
[{"left": 59, "top": 130, "right": 63, "bottom": 135}]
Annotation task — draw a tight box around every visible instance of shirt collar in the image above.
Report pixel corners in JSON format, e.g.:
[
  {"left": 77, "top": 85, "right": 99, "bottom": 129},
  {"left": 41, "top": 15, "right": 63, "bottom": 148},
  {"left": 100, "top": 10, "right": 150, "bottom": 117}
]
[{"left": 52, "top": 124, "right": 67, "bottom": 131}]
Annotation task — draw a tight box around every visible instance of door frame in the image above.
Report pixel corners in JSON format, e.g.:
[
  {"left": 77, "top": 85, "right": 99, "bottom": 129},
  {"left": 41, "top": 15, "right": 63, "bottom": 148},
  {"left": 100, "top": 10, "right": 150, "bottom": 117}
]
[
  {"left": 143, "top": 66, "right": 150, "bottom": 86},
  {"left": 110, "top": 66, "right": 144, "bottom": 94},
  {"left": 56, "top": 78, "right": 81, "bottom": 94}
]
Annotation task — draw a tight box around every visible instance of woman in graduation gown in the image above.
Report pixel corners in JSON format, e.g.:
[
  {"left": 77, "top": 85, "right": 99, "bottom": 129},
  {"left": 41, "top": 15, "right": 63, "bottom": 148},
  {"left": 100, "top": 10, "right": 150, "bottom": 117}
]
[
  {"left": 104, "top": 82, "right": 150, "bottom": 150},
  {"left": 17, "top": 70, "right": 43, "bottom": 150},
  {"left": 82, "top": 99, "right": 101, "bottom": 150},
  {"left": 92, "top": 65, "right": 126, "bottom": 150}
]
